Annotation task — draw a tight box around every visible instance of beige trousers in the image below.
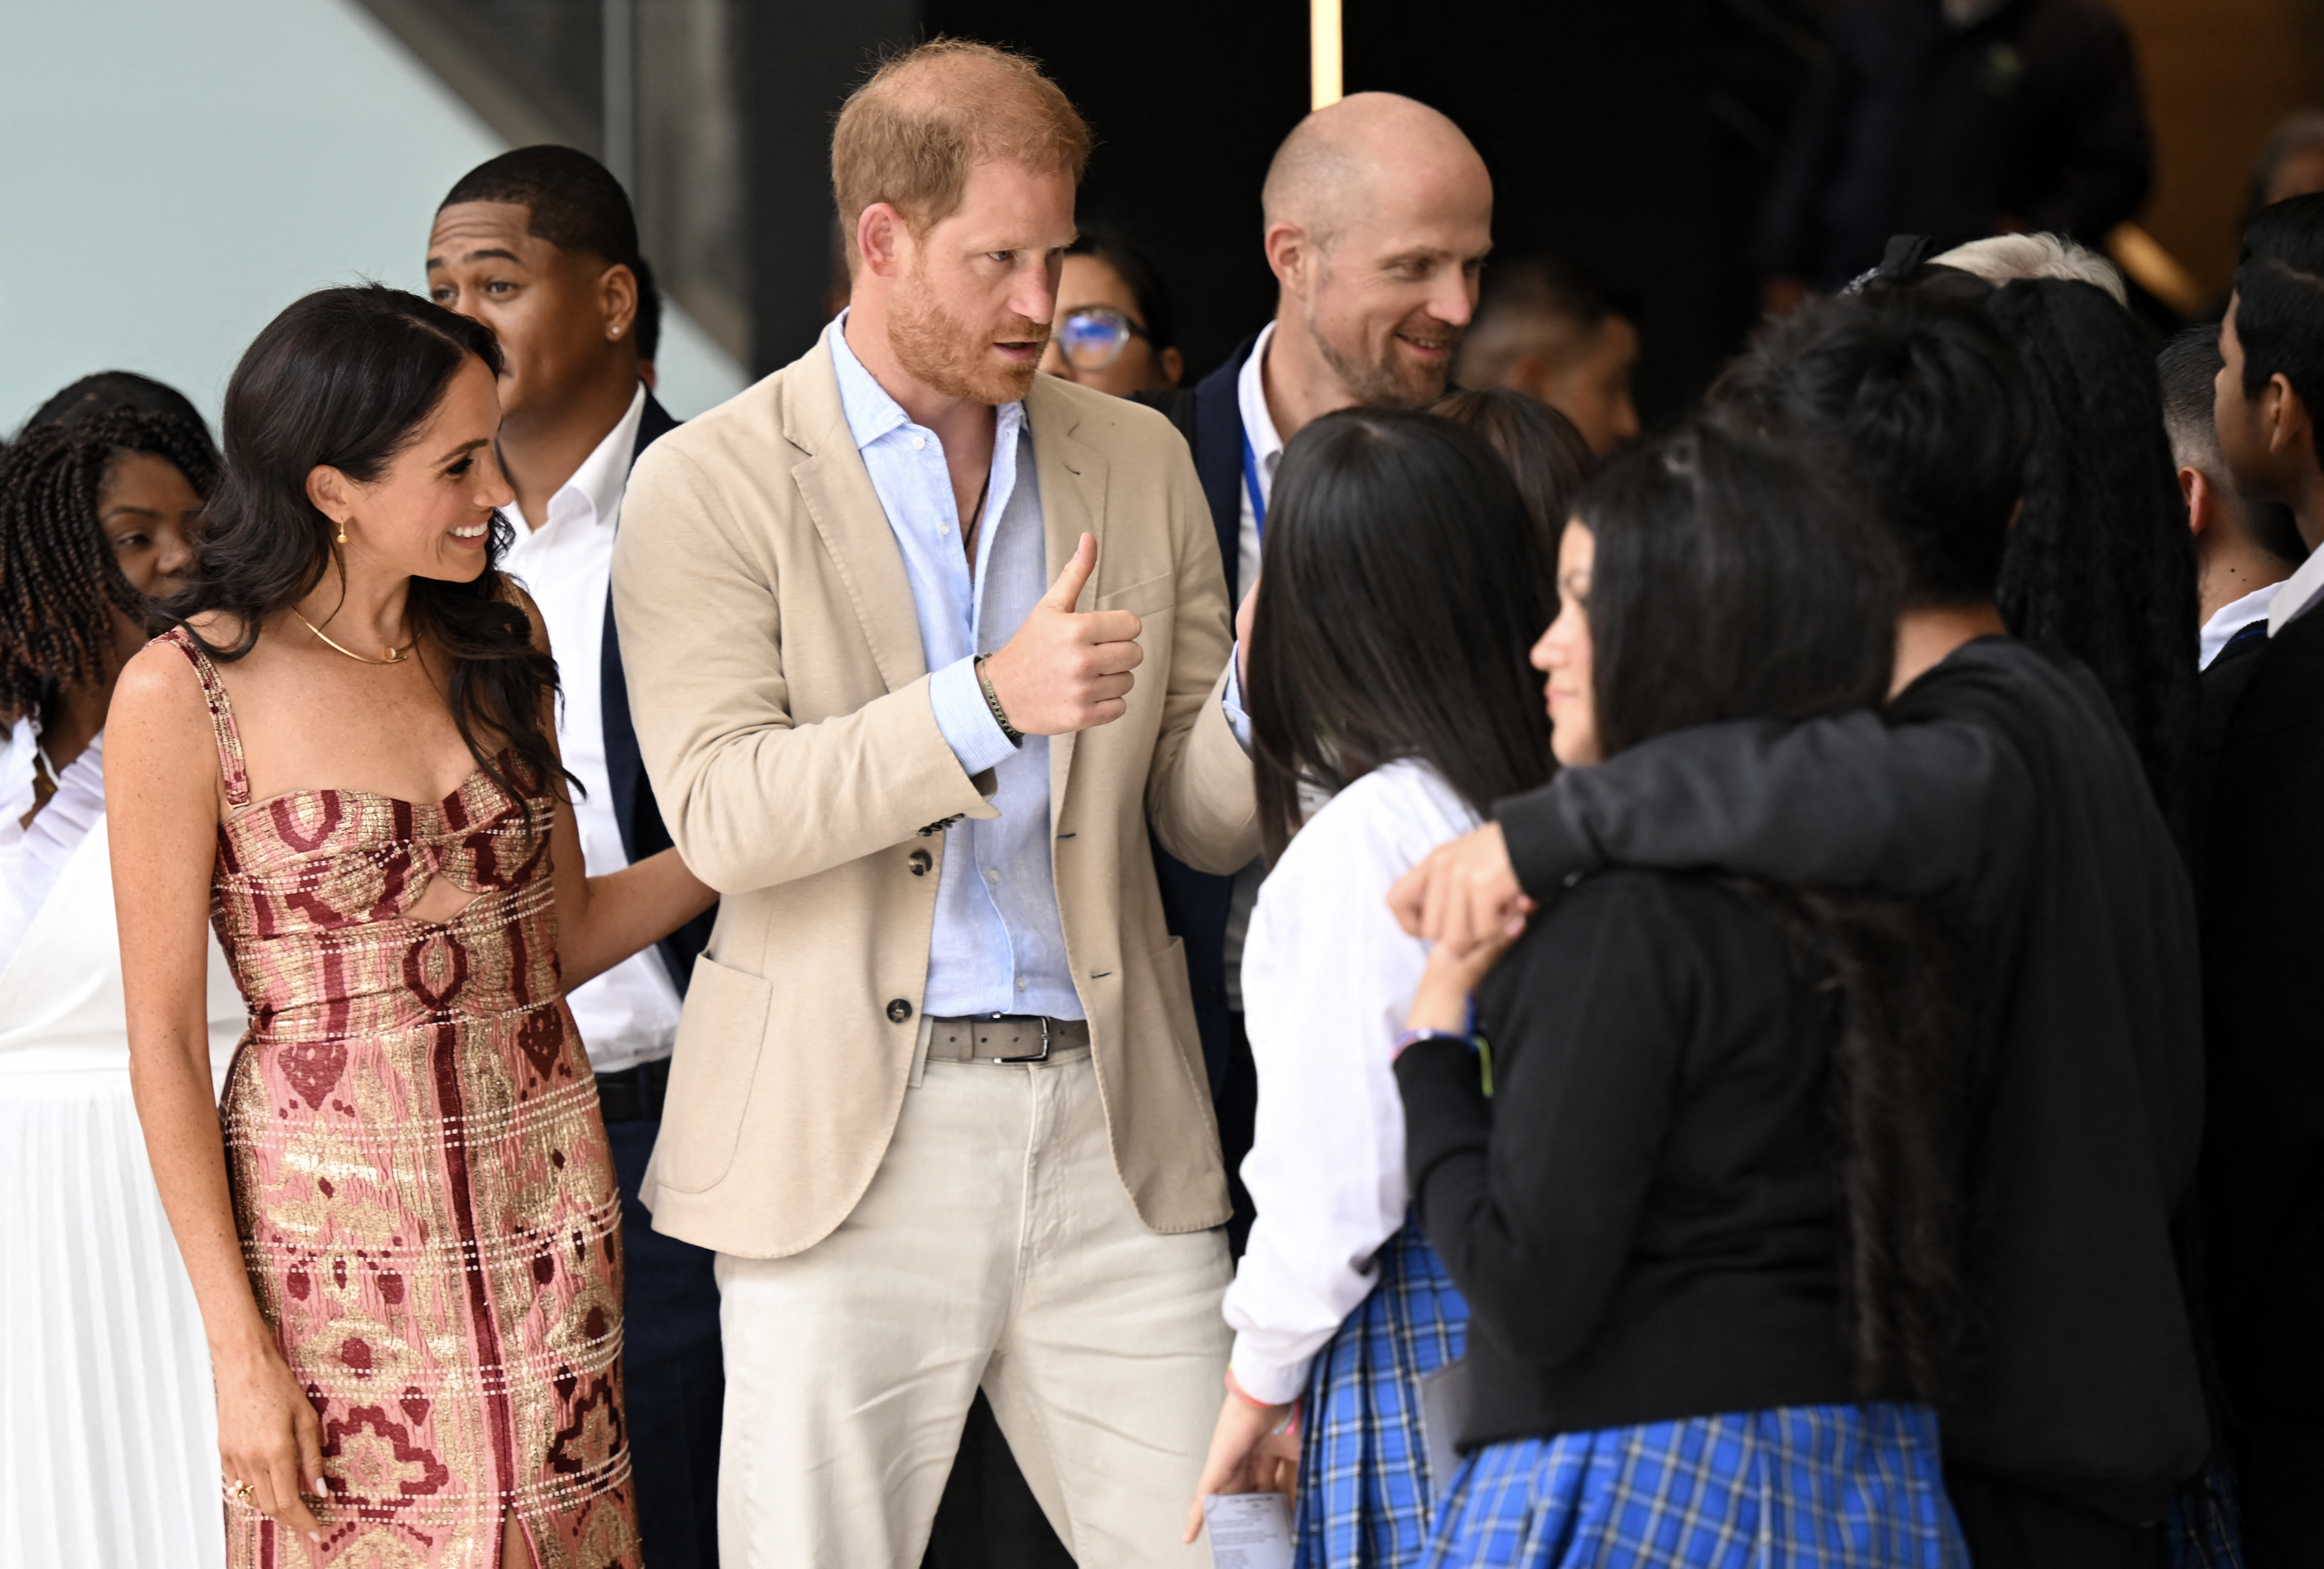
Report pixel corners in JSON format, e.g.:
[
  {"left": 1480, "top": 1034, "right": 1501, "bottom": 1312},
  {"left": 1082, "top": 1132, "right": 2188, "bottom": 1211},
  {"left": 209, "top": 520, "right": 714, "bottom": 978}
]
[{"left": 713, "top": 1047, "right": 1233, "bottom": 1567}]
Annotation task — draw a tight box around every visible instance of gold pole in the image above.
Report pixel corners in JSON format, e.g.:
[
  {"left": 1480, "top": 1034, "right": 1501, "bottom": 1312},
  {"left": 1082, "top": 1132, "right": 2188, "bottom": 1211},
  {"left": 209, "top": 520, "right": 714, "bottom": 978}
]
[{"left": 1311, "top": 0, "right": 1343, "bottom": 109}]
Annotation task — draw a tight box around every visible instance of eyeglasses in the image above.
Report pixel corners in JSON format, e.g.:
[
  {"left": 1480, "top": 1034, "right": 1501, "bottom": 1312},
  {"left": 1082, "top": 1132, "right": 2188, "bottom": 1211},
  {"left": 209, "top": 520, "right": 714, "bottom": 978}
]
[{"left": 1057, "top": 306, "right": 1149, "bottom": 371}]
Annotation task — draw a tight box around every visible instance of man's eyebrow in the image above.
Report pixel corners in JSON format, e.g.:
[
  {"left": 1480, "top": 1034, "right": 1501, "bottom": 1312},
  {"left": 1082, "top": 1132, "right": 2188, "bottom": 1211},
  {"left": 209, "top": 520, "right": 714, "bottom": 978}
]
[
  {"left": 424, "top": 247, "right": 525, "bottom": 270},
  {"left": 432, "top": 437, "right": 492, "bottom": 466}
]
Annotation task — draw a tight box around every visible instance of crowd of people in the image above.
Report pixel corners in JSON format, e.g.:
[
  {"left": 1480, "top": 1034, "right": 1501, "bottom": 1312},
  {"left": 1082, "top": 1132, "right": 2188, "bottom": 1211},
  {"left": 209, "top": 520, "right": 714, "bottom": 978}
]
[{"left": 4, "top": 25, "right": 2324, "bottom": 1569}]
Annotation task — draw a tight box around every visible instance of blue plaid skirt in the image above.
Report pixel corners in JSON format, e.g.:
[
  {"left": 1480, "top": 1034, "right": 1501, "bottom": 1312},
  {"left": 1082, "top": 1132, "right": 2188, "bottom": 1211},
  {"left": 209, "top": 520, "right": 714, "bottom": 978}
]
[
  {"left": 1422, "top": 1403, "right": 1968, "bottom": 1569},
  {"left": 1293, "top": 1223, "right": 1469, "bottom": 1568}
]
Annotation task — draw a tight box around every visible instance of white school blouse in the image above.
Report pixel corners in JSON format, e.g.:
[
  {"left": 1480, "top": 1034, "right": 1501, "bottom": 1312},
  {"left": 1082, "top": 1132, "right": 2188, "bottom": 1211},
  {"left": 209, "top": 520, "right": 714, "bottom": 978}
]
[{"left": 1223, "top": 759, "right": 1480, "bottom": 1405}]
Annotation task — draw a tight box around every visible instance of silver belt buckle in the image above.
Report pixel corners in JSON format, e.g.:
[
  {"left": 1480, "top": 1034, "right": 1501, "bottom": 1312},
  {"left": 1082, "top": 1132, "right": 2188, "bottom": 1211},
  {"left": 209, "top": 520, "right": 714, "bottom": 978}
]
[{"left": 977, "top": 1012, "right": 1051, "bottom": 1063}]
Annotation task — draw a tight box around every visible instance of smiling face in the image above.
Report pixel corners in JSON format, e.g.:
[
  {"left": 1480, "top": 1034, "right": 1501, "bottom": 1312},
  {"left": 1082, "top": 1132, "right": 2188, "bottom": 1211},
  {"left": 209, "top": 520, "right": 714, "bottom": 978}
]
[
  {"left": 425, "top": 200, "right": 635, "bottom": 424},
  {"left": 1296, "top": 160, "right": 1493, "bottom": 408},
  {"left": 308, "top": 357, "right": 514, "bottom": 584},
  {"left": 879, "top": 159, "right": 1076, "bottom": 407},
  {"left": 1534, "top": 519, "right": 1600, "bottom": 766}
]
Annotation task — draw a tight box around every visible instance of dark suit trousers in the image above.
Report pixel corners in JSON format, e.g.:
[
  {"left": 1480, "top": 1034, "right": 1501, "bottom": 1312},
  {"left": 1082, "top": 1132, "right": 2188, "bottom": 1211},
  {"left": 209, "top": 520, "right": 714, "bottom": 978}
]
[{"left": 606, "top": 1106, "right": 725, "bottom": 1568}]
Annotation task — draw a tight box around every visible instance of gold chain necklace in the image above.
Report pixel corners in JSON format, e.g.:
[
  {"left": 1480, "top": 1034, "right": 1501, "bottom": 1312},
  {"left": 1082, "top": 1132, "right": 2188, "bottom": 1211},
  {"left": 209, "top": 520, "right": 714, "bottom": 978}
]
[{"left": 293, "top": 608, "right": 415, "bottom": 665}]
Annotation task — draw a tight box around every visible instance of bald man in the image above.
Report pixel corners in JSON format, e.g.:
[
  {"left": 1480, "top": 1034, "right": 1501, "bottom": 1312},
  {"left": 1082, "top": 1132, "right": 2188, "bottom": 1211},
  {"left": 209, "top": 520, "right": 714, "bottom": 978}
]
[{"left": 1147, "top": 91, "right": 1493, "bottom": 1224}]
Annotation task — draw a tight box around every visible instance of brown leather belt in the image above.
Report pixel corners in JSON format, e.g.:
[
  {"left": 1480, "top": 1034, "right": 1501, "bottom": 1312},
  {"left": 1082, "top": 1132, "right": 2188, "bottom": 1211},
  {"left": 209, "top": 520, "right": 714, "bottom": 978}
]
[{"left": 924, "top": 1013, "right": 1091, "bottom": 1065}]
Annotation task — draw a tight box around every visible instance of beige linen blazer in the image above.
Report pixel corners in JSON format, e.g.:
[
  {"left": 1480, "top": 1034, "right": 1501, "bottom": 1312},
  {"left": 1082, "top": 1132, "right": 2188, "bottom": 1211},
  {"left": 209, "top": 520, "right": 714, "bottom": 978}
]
[{"left": 610, "top": 336, "right": 1259, "bottom": 1259}]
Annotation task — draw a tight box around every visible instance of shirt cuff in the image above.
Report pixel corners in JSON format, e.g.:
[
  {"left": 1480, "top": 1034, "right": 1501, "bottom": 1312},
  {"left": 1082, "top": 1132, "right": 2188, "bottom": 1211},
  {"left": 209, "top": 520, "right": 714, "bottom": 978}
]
[
  {"left": 1228, "top": 1336, "right": 1313, "bottom": 1407},
  {"left": 1493, "top": 778, "right": 1596, "bottom": 903},
  {"left": 929, "top": 656, "right": 1019, "bottom": 780},
  {"left": 1221, "top": 651, "right": 1254, "bottom": 753}
]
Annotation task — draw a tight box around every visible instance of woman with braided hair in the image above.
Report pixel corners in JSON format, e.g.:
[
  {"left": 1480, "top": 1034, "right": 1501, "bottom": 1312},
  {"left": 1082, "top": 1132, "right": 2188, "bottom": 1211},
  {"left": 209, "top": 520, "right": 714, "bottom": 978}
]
[{"left": 0, "top": 399, "right": 251, "bottom": 1566}]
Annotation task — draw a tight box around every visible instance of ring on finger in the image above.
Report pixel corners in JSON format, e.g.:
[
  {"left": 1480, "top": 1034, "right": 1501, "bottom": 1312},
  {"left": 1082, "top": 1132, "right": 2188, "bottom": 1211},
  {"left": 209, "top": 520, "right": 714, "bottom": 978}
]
[{"left": 227, "top": 1477, "right": 257, "bottom": 1507}]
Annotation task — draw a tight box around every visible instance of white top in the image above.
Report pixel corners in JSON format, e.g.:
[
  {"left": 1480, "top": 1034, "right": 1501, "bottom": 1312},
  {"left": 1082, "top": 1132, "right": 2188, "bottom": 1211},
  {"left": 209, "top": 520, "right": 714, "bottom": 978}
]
[
  {"left": 501, "top": 383, "right": 684, "bottom": 1074},
  {"left": 1224, "top": 760, "right": 1481, "bottom": 1404},
  {"left": 0, "top": 716, "right": 106, "bottom": 976},
  {"left": 2201, "top": 581, "right": 2281, "bottom": 669},
  {"left": 2268, "top": 540, "right": 2324, "bottom": 636},
  {"left": 1222, "top": 322, "right": 1288, "bottom": 1009}
]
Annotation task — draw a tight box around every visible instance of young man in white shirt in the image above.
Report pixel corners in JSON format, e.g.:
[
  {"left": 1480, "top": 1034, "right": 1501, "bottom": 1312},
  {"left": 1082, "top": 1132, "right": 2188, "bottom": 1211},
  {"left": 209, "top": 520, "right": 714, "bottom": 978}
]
[{"left": 426, "top": 145, "right": 720, "bottom": 1569}]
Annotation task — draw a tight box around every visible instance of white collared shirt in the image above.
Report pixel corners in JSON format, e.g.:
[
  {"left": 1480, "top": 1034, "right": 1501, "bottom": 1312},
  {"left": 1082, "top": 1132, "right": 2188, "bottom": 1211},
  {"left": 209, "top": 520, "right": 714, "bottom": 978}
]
[
  {"left": 501, "top": 384, "right": 683, "bottom": 1075},
  {"left": 2201, "top": 581, "right": 2282, "bottom": 669},
  {"left": 1233, "top": 321, "right": 1285, "bottom": 599},
  {"left": 2270, "top": 542, "right": 2324, "bottom": 637},
  {"left": 1224, "top": 759, "right": 1480, "bottom": 1404}
]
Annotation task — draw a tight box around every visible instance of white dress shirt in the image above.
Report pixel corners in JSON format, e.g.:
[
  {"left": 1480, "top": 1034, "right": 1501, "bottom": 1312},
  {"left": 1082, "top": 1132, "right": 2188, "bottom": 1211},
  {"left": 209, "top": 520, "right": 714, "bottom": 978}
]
[
  {"left": 826, "top": 317, "right": 1081, "bottom": 1019},
  {"left": 0, "top": 717, "right": 105, "bottom": 977},
  {"left": 2201, "top": 581, "right": 2282, "bottom": 669},
  {"left": 2270, "top": 542, "right": 2324, "bottom": 637},
  {"left": 501, "top": 383, "right": 684, "bottom": 1074},
  {"left": 1220, "top": 322, "right": 1287, "bottom": 1009},
  {"left": 1223, "top": 759, "right": 1480, "bottom": 1405}
]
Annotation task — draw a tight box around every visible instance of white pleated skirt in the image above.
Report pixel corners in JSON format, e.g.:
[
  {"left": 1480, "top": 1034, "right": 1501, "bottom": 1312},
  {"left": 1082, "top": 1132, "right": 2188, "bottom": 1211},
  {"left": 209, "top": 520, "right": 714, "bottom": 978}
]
[{"left": 1, "top": 1064, "right": 225, "bottom": 1567}]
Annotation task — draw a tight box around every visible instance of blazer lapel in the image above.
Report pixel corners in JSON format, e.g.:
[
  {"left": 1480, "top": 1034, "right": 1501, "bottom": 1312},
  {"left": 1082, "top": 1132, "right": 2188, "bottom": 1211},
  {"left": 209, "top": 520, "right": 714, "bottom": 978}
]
[
  {"left": 784, "top": 338, "right": 929, "bottom": 693},
  {"left": 1027, "top": 377, "right": 1109, "bottom": 827}
]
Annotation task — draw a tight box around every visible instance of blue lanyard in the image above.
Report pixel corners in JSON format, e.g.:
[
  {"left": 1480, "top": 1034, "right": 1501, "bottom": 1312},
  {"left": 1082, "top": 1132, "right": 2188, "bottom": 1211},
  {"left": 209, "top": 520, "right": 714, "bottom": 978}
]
[{"left": 1240, "top": 426, "right": 1267, "bottom": 542}]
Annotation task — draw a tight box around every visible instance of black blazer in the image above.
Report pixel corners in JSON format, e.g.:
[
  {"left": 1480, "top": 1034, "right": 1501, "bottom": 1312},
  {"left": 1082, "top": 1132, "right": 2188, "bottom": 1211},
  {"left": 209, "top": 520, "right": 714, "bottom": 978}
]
[
  {"left": 600, "top": 391, "right": 715, "bottom": 994},
  {"left": 1137, "top": 335, "right": 1262, "bottom": 1096}
]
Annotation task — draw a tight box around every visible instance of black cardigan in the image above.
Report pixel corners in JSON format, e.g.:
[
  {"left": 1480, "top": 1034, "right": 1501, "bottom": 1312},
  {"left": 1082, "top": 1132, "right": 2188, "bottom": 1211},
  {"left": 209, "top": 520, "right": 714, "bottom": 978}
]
[{"left": 1397, "top": 870, "right": 1855, "bottom": 1449}]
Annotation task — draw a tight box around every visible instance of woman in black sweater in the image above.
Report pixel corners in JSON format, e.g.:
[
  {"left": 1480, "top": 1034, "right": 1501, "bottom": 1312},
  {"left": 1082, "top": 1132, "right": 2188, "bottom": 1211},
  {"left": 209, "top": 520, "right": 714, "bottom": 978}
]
[{"left": 1396, "top": 424, "right": 1974, "bottom": 1567}]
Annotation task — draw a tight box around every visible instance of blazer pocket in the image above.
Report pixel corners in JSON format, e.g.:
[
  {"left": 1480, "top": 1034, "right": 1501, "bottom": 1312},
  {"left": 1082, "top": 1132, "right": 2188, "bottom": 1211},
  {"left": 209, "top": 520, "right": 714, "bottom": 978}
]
[
  {"left": 1097, "top": 571, "right": 1175, "bottom": 617},
  {"left": 655, "top": 955, "right": 773, "bottom": 1194}
]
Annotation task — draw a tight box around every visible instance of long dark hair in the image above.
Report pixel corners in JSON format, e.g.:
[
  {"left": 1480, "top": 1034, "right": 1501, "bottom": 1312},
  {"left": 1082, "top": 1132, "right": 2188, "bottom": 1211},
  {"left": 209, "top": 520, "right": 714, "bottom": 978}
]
[
  {"left": 1430, "top": 387, "right": 1596, "bottom": 566},
  {"left": 173, "top": 285, "right": 563, "bottom": 822},
  {"left": 1248, "top": 409, "right": 1555, "bottom": 861},
  {"left": 1984, "top": 279, "right": 2199, "bottom": 853},
  {"left": 1582, "top": 424, "right": 1969, "bottom": 1401},
  {"left": 0, "top": 406, "right": 218, "bottom": 722}
]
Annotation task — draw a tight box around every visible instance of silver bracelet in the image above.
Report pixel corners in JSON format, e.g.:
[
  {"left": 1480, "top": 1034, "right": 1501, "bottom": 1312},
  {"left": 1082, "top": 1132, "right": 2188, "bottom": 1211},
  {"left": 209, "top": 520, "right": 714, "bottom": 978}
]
[{"left": 975, "top": 657, "right": 1023, "bottom": 745}]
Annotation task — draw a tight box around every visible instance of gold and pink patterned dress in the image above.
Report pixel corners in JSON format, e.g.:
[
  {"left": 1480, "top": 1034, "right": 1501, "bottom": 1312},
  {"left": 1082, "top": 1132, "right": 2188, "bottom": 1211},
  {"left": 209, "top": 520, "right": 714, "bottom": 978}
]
[{"left": 170, "top": 630, "right": 641, "bottom": 1569}]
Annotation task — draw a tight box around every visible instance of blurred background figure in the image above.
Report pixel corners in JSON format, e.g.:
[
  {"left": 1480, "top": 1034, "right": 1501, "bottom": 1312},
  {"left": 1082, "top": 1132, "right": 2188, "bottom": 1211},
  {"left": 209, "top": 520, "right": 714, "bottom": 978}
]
[
  {"left": 1758, "top": 0, "right": 2151, "bottom": 312},
  {"left": 2251, "top": 108, "right": 2324, "bottom": 212},
  {"left": 1453, "top": 256, "right": 1641, "bottom": 456},
  {"left": 0, "top": 397, "right": 245, "bottom": 1569},
  {"left": 1038, "top": 228, "right": 1184, "bottom": 396},
  {"left": 1430, "top": 387, "right": 1598, "bottom": 563}
]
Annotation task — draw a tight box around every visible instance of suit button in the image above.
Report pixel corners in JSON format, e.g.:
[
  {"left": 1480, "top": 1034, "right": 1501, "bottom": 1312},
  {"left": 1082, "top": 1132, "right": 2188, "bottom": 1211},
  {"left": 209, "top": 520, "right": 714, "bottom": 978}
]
[
  {"left": 887, "top": 998, "right": 913, "bottom": 1024},
  {"left": 908, "top": 849, "right": 932, "bottom": 877}
]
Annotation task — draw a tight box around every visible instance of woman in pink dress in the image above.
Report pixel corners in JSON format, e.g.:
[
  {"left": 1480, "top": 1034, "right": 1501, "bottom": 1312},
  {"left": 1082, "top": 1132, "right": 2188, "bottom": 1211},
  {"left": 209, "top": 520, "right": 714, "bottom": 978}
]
[{"left": 110, "top": 285, "right": 715, "bottom": 1568}]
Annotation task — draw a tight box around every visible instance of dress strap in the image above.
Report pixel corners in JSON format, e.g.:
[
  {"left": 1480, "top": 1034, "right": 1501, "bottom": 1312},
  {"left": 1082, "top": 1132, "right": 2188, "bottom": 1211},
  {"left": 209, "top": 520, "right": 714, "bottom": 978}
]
[{"left": 162, "top": 627, "right": 251, "bottom": 808}]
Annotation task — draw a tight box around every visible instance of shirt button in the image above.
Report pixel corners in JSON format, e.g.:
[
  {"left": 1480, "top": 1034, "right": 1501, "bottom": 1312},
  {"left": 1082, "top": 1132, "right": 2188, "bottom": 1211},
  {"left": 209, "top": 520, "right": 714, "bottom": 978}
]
[
  {"left": 1014, "top": 977, "right": 1027, "bottom": 992},
  {"left": 985, "top": 868, "right": 1000, "bottom": 885},
  {"left": 887, "top": 998, "right": 914, "bottom": 1024},
  {"left": 912, "top": 436, "right": 926, "bottom": 451},
  {"left": 938, "top": 524, "right": 949, "bottom": 537},
  {"left": 908, "top": 849, "right": 932, "bottom": 876}
]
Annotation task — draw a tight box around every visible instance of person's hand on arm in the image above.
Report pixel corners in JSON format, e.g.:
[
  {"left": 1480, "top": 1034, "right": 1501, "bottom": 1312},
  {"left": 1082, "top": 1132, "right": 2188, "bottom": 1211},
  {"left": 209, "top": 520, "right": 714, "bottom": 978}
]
[
  {"left": 1388, "top": 822, "right": 1533, "bottom": 948},
  {"left": 110, "top": 643, "right": 327, "bottom": 1548}
]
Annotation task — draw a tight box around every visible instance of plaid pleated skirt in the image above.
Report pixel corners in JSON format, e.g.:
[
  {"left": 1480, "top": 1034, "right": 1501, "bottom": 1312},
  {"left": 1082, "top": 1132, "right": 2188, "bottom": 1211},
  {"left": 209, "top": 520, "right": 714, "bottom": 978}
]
[
  {"left": 1293, "top": 1222, "right": 1469, "bottom": 1569},
  {"left": 1422, "top": 1403, "right": 1968, "bottom": 1569}
]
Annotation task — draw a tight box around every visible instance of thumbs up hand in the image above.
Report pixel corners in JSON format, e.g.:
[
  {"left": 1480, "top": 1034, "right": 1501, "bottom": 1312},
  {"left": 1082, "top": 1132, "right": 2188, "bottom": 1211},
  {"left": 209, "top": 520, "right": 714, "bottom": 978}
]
[{"left": 980, "top": 533, "right": 1145, "bottom": 736}]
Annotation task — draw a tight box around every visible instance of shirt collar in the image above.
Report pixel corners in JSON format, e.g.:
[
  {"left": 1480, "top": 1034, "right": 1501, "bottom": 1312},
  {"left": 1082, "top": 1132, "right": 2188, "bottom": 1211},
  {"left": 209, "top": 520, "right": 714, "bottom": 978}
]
[
  {"left": 2268, "top": 543, "right": 2324, "bottom": 636},
  {"left": 1235, "top": 320, "right": 1286, "bottom": 486},
  {"left": 2201, "top": 580, "right": 2285, "bottom": 668},
  {"left": 505, "top": 382, "right": 648, "bottom": 535},
  {"left": 826, "top": 310, "right": 1029, "bottom": 456}
]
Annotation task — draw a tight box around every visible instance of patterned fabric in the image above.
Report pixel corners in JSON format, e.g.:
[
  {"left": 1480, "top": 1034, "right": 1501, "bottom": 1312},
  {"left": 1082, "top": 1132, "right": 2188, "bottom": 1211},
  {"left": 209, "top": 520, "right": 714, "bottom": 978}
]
[
  {"left": 2166, "top": 1456, "right": 2246, "bottom": 1569},
  {"left": 1422, "top": 1402, "right": 1966, "bottom": 1569},
  {"left": 1294, "top": 1223, "right": 1468, "bottom": 1568},
  {"left": 171, "top": 630, "right": 640, "bottom": 1569}
]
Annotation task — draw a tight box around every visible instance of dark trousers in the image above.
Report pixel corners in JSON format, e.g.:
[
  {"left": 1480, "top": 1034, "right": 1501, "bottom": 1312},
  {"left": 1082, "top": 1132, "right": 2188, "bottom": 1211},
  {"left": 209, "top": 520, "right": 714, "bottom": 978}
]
[
  {"left": 1943, "top": 1461, "right": 2170, "bottom": 1569},
  {"left": 604, "top": 1086, "right": 725, "bottom": 1569}
]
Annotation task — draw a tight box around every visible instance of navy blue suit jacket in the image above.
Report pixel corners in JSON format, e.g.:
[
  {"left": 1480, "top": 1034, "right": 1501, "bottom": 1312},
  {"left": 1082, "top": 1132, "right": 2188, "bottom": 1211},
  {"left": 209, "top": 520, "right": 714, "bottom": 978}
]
[
  {"left": 600, "top": 391, "right": 715, "bottom": 995},
  {"left": 1141, "top": 335, "right": 1261, "bottom": 1097}
]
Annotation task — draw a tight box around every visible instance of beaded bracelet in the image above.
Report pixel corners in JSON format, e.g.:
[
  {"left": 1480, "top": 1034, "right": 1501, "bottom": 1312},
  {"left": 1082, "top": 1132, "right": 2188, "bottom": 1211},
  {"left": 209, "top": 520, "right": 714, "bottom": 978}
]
[{"left": 975, "top": 656, "right": 1023, "bottom": 745}]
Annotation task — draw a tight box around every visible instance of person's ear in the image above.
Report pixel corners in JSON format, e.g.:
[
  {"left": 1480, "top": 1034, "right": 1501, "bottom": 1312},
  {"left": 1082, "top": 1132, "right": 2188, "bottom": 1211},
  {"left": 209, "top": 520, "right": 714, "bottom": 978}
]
[
  {"left": 2267, "top": 372, "right": 2317, "bottom": 467},
  {"left": 305, "top": 464, "right": 354, "bottom": 530},
  {"left": 2181, "top": 466, "right": 2211, "bottom": 538},
  {"left": 1159, "top": 345, "right": 1185, "bottom": 389},
  {"left": 600, "top": 263, "right": 639, "bottom": 348},
  {"left": 857, "top": 203, "right": 910, "bottom": 282},
  {"left": 1263, "top": 220, "right": 1310, "bottom": 295}
]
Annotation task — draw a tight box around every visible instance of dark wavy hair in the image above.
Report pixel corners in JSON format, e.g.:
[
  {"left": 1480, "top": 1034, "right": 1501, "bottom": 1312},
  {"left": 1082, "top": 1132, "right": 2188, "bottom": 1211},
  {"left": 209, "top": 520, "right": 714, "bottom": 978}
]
[
  {"left": 1984, "top": 279, "right": 2199, "bottom": 853},
  {"left": 1248, "top": 408, "right": 1555, "bottom": 862},
  {"left": 1582, "top": 423, "right": 1970, "bottom": 1400},
  {"left": 1431, "top": 387, "right": 1597, "bottom": 568},
  {"left": 172, "top": 285, "right": 564, "bottom": 825},
  {"left": 0, "top": 406, "right": 217, "bottom": 721}
]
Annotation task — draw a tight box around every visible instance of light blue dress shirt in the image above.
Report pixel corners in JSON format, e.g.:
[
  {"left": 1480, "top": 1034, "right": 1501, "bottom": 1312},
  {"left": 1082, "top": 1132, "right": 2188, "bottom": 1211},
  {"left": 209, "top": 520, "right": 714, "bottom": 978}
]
[{"left": 828, "top": 317, "right": 1082, "bottom": 1020}]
